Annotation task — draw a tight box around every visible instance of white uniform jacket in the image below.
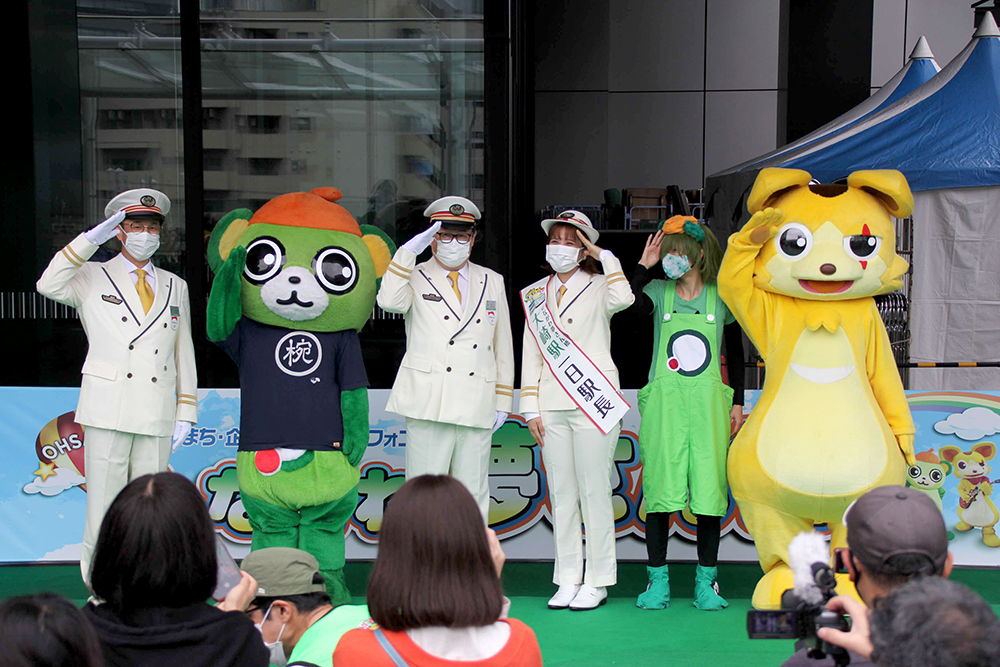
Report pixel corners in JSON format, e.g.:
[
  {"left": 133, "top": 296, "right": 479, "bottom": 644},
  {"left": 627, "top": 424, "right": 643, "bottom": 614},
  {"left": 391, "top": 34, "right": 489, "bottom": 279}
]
[
  {"left": 520, "top": 254, "right": 634, "bottom": 413},
  {"left": 377, "top": 248, "right": 515, "bottom": 429},
  {"left": 36, "top": 233, "right": 198, "bottom": 437}
]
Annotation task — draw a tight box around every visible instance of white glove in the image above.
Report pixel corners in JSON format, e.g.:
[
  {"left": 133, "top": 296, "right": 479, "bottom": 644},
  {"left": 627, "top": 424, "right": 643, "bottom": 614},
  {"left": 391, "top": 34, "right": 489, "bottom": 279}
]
[
  {"left": 84, "top": 210, "right": 127, "bottom": 246},
  {"left": 171, "top": 420, "right": 193, "bottom": 453},
  {"left": 492, "top": 411, "right": 508, "bottom": 433},
  {"left": 402, "top": 220, "right": 442, "bottom": 255}
]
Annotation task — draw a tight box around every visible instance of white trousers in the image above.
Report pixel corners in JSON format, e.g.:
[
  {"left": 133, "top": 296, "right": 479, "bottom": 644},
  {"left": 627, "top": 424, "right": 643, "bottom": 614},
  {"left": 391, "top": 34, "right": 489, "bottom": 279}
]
[
  {"left": 405, "top": 418, "right": 492, "bottom": 522},
  {"left": 541, "top": 409, "right": 619, "bottom": 587},
  {"left": 81, "top": 426, "right": 170, "bottom": 584}
]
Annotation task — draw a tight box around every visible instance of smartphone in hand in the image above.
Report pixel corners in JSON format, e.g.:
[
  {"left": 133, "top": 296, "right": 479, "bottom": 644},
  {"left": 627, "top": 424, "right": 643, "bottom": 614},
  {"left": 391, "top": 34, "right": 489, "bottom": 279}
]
[{"left": 212, "top": 534, "right": 244, "bottom": 602}]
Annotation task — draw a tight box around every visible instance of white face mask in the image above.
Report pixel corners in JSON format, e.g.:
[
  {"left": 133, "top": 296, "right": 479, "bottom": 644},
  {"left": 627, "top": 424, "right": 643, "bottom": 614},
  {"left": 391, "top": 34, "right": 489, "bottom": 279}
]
[
  {"left": 545, "top": 244, "right": 582, "bottom": 273},
  {"left": 254, "top": 603, "right": 288, "bottom": 667},
  {"left": 434, "top": 238, "right": 472, "bottom": 269},
  {"left": 123, "top": 231, "right": 160, "bottom": 262}
]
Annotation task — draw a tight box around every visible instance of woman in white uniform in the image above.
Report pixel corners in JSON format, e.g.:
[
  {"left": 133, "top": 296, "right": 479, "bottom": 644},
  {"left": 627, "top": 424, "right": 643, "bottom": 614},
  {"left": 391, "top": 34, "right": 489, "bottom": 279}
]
[{"left": 519, "top": 211, "right": 634, "bottom": 611}]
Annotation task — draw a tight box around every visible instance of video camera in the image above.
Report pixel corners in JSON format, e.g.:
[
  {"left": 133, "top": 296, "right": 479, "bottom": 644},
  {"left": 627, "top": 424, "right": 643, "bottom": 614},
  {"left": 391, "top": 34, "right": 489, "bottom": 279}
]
[{"left": 746, "top": 533, "right": 852, "bottom": 666}]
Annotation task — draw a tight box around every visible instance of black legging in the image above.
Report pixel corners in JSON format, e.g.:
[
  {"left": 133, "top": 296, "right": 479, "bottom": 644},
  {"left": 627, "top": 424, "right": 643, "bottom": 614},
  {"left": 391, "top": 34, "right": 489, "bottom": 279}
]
[{"left": 644, "top": 511, "right": 721, "bottom": 567}]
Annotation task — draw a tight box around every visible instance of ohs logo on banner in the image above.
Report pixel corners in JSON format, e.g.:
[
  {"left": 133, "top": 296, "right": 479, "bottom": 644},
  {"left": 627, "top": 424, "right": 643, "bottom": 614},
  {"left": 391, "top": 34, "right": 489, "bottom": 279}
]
[{"left": 190, "top": 417, "right": 753, "bottom": 545}]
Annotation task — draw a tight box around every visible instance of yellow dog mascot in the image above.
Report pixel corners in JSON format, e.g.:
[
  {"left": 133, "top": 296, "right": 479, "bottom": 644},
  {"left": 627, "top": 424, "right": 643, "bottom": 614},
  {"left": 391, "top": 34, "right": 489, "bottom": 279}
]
[{"left": 718, "top": 168, "right": 916, "bottom": 608}]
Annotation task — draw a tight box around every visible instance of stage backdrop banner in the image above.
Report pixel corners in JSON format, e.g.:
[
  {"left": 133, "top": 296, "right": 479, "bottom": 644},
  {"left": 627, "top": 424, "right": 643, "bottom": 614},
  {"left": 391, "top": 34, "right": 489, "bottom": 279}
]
[{"left": 1, "top": 387, "right": 998, "bottom": 566}]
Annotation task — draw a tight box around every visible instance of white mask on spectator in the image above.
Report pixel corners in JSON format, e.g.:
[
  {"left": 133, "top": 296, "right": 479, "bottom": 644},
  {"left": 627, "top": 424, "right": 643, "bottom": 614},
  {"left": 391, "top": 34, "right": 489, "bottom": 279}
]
[{"left": 254, "top": 602, "right": 288, "bottom": 666}]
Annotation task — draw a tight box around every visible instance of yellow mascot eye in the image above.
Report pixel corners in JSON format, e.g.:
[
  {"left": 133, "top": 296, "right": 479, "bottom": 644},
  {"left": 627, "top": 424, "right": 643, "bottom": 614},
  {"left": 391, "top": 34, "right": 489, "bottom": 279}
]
[{"left": 775, "top": 223, "right": 813, "bottom": 260}]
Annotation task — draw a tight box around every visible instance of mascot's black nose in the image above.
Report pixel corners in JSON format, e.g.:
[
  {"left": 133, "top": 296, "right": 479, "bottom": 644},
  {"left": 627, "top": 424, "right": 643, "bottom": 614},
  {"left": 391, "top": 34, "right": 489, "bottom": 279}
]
[
  {"left": 820, "top": 263, "right": 837, "bottom": 275},
  {"left": 288, "top": 276, "right": 301, "bottom": 284}
]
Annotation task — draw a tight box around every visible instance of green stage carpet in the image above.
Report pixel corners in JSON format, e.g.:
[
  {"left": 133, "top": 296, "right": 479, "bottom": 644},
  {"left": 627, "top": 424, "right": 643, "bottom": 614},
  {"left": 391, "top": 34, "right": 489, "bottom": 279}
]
[{"left": 2, "top": 562, "right": 998, "bottom": 666}]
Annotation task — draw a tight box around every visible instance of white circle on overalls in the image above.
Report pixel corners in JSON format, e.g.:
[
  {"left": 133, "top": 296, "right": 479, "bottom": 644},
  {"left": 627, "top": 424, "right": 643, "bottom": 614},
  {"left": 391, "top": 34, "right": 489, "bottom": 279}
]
[{"left": 666, "top": 330, "right": 711, "bottom": 377}]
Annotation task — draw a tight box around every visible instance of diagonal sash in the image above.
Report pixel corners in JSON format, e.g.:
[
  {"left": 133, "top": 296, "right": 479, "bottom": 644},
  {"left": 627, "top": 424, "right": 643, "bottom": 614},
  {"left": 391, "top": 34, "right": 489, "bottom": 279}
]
[{"left": 520, "top": 276, "right": 630, "bottom": 435}]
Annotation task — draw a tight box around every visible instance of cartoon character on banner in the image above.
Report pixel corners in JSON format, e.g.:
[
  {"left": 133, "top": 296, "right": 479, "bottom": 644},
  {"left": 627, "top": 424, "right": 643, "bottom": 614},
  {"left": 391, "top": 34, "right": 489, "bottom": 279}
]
[
  {"left": 939, "top": 442, "right": 999, "bottom": 547},
  {"left": 206, "top": 187, "right": 394, "bottom": 604},
  {"left": 24, "top": 412, "right": 88, "bottom": 496},
  {"left": 718, "top": 168, "right": 916, "bottom": 608},
  {"left": 906, "top": 449, "right": 951, "bottom": 511}
]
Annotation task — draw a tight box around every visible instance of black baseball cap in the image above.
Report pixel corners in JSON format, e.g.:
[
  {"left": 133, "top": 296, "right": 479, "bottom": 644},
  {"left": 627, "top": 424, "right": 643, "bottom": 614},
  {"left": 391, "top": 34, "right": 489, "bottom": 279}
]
[{"left": 844, "top": 485, "right": 948, "bottom": 576}]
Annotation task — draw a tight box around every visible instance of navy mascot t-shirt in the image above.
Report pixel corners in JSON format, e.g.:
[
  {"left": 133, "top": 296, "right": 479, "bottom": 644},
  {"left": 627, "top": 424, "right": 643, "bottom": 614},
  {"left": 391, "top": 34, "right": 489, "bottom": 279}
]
[{"left": 216, "top": 319, "right": 369, "bottom": 451}]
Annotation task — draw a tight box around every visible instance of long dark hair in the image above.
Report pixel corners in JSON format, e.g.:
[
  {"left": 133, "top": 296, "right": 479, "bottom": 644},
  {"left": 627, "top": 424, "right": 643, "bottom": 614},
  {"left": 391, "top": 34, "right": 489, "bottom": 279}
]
[
  {"left": 367, "top": 475, "right": 504, "bottom": 630},
  {"left": 0, "top": 593, "right": 103, "bottom": 667},
  {"left": 90, "top": 472, "right": 217, "bottom": 615}
]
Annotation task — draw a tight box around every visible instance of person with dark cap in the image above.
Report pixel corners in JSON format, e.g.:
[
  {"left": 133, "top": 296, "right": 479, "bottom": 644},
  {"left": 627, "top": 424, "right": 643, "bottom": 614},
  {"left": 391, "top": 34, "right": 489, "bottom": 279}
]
[
  {"left": 241, "top": 547, "right": 371, "bottom": 667},
  {"left": 36, "top": 188, "right": 197, "bottom": 585},
  {"left": 376, "top": 196, "right": 514, "bottom": 521},
  {"left": 782, "top": 485, "right": 953, "bottom": 666}
]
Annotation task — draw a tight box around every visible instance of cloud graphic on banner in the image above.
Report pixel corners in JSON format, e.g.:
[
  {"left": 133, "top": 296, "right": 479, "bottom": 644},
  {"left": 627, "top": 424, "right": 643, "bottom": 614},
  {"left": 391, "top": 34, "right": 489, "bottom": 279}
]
[
  {"left": 934, "top": 407, "right": 1000, "bottom": 441},
  {"left": 23, "top": 468, "right": 86, "bottom": 496},
  {"left": 42, "top": 542, "right": 82, "bottom": 560}
]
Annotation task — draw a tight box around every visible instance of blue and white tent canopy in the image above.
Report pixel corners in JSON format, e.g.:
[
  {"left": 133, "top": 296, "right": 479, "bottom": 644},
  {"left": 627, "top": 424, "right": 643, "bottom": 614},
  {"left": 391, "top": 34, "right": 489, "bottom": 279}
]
[
  {"left": 780, "top": 15, "right": 1000, "bottom": 191},
  {"left": 719, "top": 36, "right": 940, "bottom": 176}
]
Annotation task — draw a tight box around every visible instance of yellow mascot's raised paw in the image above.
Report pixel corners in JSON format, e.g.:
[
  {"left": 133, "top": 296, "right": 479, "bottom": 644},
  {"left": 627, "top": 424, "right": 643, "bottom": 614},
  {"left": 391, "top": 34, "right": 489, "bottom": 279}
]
[{"left": 718, "top": 168, "right": 916, "bottom": 609}]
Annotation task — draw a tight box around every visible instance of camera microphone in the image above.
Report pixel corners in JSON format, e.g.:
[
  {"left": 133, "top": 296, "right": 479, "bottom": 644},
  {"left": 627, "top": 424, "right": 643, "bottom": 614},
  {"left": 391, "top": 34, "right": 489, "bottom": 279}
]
[{"left": 788, "top": 531, "right": 834, "bottom": 607}]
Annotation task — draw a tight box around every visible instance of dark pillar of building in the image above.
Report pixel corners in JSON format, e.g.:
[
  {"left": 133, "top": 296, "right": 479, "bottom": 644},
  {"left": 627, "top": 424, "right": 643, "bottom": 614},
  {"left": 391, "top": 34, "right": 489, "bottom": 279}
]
[
  {"left": 2, "top": 0, "right": 86, "bottom": 386},
  {"left": 786, "top": 0, "right": 874, "bottom": 143}
]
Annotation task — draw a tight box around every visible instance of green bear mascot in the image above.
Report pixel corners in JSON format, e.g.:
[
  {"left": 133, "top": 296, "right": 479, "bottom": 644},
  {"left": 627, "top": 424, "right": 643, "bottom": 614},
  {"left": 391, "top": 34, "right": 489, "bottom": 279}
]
[{"left": 206, "top": 187, "right": 394, "bottom": 604}]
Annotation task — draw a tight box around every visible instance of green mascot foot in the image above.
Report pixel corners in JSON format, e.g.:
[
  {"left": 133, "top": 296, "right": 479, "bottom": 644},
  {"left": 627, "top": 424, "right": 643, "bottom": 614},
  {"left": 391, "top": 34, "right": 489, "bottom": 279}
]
[
  {"left": 636, "top": 565, "right": 670, "bottom": 610},
  {"left": 693, "top": 565, "right": 728, "bottom": 611}
]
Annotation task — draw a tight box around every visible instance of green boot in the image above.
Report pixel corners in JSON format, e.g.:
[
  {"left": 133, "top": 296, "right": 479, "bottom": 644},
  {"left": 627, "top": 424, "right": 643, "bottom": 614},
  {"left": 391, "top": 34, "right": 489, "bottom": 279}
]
[
  {"left": 636, "top": 565, "right": 670, "bottom": 609},
  {"left": 693, "top": 564, "right": 729, "bottom": 611}
]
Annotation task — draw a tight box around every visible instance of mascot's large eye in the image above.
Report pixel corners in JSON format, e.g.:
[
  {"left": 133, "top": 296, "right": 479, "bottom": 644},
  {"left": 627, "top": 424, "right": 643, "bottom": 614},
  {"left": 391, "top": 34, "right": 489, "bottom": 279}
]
[
  {"left": 775, "top": 223, "right": 813, "bottom": 260},
  {"left": 908, "top": 465, "right": 921, "bottom": 479},
  {"left": 844, "top": 234, "right": 881, "bottom": 260},
  {"left": 313, "top": 247, "right": 358, "bottom": 294},
  {"left": 244, "top": 237, "right": 285, "bottom": 284},
  {"left": 930, "top": 469, "right": 943, "bottom": 483}
]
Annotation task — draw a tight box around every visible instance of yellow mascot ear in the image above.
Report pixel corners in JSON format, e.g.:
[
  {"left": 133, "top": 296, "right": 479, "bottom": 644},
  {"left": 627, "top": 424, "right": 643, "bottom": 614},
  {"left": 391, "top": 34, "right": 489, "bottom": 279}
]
[
  {"left": 218, "top": 219, "right": 250, "bottom": 262},
  {"left": 362, "top": 231, "right": 393, "bottom": 279},
  {"left": 847, "top": 170, "right": 914, "bottom": 218},
  {"left": 747, "top": 168, "right": 813, "bottom": 214}
]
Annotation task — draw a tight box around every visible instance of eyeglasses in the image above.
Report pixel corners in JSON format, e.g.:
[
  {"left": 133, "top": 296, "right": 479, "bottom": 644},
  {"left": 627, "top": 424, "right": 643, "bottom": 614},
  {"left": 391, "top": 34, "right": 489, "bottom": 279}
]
[
  {"left": 435, "top": 232, "right": 473, "bottom": 244},
  {"left": 122, "top": 221, "right": 163, "bottom": 235}
]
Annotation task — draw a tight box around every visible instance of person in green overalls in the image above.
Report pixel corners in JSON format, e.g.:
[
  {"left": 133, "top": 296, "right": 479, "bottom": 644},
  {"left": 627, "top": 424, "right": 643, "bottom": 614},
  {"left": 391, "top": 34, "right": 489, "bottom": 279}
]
[{"left": 628, "top": 215, "right": 745, "bottom": 611}]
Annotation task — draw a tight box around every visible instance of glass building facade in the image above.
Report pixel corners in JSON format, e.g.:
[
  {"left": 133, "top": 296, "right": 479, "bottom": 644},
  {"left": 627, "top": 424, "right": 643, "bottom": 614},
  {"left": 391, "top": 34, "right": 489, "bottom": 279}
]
[{"left": 7, "top": 0, "right": 520, "bottom": 388}]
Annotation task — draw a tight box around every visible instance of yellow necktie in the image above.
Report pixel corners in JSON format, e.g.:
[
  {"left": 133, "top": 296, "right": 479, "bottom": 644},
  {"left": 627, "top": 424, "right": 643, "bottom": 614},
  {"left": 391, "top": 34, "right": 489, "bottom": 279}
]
[
  {"left": 557, "top": 285, "right": 567, "bottom": 306},
  {"left": 448, "top": 271, "right": 462, "bottom": 304},
  {"left": 135, "top": 268, "right": 154, "bottom": 314}
]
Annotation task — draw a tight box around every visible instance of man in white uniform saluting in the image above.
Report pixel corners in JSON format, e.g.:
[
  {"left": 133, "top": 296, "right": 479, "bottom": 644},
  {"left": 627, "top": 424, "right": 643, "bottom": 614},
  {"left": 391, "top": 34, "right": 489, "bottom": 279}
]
[
  {"left": 377, "top": 196, "right": 514, "bottom": 521},
  {"left": 37, "top": 188, "right": 197, "bottom": 583}
]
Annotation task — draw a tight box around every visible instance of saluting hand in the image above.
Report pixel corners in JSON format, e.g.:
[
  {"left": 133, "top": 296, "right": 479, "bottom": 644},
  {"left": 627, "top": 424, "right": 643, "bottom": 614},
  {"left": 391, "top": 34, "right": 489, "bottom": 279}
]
[
  {"left": 576, "top": 230, "right": 605, "bottom": 260},
  {"left": 639, "top": 230, "right": 665, "bottom": 269}
]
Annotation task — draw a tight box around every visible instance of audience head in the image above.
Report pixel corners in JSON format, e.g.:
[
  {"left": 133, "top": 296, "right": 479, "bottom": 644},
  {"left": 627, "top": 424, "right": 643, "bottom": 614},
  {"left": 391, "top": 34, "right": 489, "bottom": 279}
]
[
  {"left": 241, "top": 547, "right": 332, "bottom": 658},
  {"left": 90, "top": 472, "right": 217, "bottom": 614},
  {"left": 0, "top": 593, "right": 103, "bottom": 667},
  {"left": 843, "top": 485, "right": 952, "bottom": 602},
  {"left": 869, "top": 576, "right": 1000, "bottom": 667},
  {"left": 367, "top": 474, "right": 503, "bottom": 631}
]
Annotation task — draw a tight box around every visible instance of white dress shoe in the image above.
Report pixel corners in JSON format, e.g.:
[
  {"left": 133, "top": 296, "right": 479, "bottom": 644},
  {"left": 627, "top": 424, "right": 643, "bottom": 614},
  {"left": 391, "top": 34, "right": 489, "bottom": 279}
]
[
  {"left": 569, "top": 585, "right": 608, "bottom": 610},
  {"left": 547, "top": 584, "right": 581, "bottom": 609}
]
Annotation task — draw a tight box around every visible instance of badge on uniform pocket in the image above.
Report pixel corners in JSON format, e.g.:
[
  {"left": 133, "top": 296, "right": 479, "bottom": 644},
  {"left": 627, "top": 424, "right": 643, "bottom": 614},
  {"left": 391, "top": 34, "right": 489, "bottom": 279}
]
[
  {"left": 170, "top": 305, "right": 180, "bottom": 330},
  {"left": 486, "top": 300, "right": 497, "bottom": 326}
]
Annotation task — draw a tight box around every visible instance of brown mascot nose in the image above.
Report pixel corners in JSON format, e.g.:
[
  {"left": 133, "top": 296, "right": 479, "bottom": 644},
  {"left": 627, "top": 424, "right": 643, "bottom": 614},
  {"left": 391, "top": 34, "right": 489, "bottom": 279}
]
[{"left": 820, "top": 263, "right": 837, "bottom": 275}]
